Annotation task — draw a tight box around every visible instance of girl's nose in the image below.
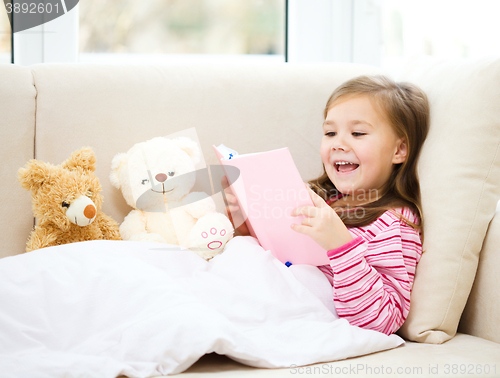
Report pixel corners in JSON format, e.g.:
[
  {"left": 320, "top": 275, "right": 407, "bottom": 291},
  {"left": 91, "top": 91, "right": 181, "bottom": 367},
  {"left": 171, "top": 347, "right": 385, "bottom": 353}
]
[
  {"left": 331, "top": 145, "right": 346, "bottom": 151},
  {"left": 331, "top": 138, "right": 348, "bottom": 151},
  {"left": 330, "top": 132, "right": 351, "bottom": 151}
]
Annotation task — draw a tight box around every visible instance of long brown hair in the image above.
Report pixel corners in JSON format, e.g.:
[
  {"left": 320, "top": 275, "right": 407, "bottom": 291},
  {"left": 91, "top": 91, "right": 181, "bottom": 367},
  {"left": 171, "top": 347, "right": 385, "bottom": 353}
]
[{"left": 309, "top": 75, "right": 429, "bottom": 237}]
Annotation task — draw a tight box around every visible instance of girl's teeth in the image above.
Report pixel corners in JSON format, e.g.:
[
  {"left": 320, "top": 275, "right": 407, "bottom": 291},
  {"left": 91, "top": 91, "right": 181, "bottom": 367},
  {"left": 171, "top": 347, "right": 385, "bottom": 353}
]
[{"left": 335, "top": 161, "right": 359, "bottom": 173}]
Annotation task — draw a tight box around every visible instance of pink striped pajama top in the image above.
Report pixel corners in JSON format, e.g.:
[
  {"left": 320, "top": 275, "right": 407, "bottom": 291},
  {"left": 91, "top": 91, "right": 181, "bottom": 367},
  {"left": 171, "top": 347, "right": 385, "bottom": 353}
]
[{"left": 317, "top": 206, "right": 422, "bottom": 335}]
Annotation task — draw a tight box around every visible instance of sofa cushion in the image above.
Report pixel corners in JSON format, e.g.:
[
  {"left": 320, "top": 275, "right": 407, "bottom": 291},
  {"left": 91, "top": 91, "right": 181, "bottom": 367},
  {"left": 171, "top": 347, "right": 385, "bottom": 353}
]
[
  {"left": 177, "top": 333, "right": 500, "bottom": 377},
  {"left": 0, "top": 65, "right": 36, "bottom": 258},
  {"left": 396, "top": 57, "right": 500, "bottom": 343}
]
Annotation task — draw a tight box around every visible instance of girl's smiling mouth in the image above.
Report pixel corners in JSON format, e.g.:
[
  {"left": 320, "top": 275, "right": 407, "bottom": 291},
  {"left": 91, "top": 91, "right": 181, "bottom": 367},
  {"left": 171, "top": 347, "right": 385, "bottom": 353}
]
[{"left": 334, "top": 160, "right": 360, "bottom": 173}]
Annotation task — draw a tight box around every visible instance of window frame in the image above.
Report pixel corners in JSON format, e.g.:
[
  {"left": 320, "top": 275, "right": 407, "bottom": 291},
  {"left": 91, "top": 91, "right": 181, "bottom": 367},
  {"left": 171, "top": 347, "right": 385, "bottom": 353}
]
[
  {"left": 12, "top": 0, "right": 78, "bottom": 65},
  {"left": 11, "top": 0, "right": 381, "bottom": 66}
]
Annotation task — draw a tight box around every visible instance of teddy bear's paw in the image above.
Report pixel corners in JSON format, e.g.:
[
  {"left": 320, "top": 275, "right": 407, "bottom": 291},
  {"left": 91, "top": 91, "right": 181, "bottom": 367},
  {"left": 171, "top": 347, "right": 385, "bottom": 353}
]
[
  {"left": 188, "top": 213, "right": 234, "bottom": 260},
  {"left": 201, "top": 227, "right": 229, "bottom": 250}
]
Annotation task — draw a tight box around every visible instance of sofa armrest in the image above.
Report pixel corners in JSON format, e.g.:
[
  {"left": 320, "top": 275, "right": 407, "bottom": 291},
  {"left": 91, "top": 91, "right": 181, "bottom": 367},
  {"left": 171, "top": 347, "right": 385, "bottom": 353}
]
[
  {"left": 459, "top": 208, "right": 500, "bottom": 343},
  {"left": 0, "top": 65, "right": 37, "bottom": 258}
]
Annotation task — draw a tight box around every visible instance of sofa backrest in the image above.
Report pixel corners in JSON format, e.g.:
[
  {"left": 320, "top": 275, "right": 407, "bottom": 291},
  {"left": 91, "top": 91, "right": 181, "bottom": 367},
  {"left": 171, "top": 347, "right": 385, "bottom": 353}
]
[{"left": 28, "top": 63, "right": 383, "bottom": 228}]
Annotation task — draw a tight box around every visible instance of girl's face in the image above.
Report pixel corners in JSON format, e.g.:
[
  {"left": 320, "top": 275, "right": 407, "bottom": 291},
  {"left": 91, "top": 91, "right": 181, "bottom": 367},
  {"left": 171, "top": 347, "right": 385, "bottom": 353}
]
[{"left": 320, "top": 95, "right": 407, "bottom": 203}]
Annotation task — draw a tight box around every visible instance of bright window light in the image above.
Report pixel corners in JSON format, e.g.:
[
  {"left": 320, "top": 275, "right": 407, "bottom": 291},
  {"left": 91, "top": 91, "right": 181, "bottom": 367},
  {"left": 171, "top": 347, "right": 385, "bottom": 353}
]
[{"left": 381, "top": 0, "right": 500, "bottom": 70}]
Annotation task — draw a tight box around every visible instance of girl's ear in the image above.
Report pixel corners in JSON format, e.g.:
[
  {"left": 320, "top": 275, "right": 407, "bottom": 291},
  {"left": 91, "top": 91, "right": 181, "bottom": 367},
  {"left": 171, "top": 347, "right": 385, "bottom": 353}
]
[{"left": 393, "top": 138, "right": 408, "bottom": 164}]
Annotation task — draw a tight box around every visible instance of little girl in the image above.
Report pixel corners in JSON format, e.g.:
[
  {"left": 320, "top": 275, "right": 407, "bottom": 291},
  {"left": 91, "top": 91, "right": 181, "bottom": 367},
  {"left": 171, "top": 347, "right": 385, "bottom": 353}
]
[
  {"left": 291, "top": 75, "right": 429, "bottom": 335},
  {"left": 225, "top": 75, "right": 429, "bottom": 336}
]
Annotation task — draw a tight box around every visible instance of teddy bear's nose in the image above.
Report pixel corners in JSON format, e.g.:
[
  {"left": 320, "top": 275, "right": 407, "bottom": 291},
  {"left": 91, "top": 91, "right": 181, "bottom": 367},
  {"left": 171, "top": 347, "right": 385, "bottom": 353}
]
[
  {"left": 84, "top": 205, "right": 96, "bottom": 219},
  {"left": 155, "top": 173, "right": 168, "bottom": 182}
]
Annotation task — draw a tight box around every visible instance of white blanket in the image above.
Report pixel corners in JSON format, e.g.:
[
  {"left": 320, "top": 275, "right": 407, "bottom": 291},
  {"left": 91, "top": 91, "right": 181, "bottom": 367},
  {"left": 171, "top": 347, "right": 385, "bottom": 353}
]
[{"left": 0, "top": 237, "right": 404, "bottom": 377}]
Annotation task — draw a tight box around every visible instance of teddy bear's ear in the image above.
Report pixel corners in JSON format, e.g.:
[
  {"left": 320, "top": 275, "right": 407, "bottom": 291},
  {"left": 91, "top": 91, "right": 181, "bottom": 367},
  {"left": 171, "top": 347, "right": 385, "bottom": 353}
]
[
  {"left": 173, "top": 137, "right": 201, "bottom": 165},
  {"left": 18, "top": 160, "right": 51, "bottom": 193},
  {"left": 110, "top": 152, "right": 128, "bottom": 189},
  {"left": 62, "top": 147, "right": 96, "bottom": 172}
]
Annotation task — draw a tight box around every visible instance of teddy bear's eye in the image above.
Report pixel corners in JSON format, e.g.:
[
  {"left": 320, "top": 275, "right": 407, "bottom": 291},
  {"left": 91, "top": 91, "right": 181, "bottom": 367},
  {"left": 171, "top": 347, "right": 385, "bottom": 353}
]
[
  {"left": 168, "top": 171, "right": 175, "bottom": 177},
  {"left": 86, "top": 190, "right": 93, "bottom": 197},
  {"left": 141, "top": 179, "right": 149, "bottom": 185},
  {"left": 62, "top": 201, "right": 70, "bottom": 208}
]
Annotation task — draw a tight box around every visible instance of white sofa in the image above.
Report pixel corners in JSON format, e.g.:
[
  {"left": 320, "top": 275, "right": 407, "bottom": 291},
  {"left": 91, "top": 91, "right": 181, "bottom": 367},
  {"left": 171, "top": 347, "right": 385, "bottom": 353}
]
[{"left": 1, "top": 58, "right": 499, "bottom": 377}]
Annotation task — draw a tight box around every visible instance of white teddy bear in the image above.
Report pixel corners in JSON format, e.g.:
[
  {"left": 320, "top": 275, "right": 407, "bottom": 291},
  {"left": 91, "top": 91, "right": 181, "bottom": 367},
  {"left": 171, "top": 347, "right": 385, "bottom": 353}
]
[{"left": 110, "top": 136, "right": 234, "bottom": 260}]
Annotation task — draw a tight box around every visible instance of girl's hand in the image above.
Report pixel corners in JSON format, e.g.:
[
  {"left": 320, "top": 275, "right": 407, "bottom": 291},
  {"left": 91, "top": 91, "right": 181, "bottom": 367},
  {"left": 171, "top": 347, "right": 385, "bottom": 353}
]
[
  {"left": 221, "top": 175, "right": 251, "bottom": 237},
  {"left": 291, "top": 186, "right": 353, "bottom": 251}
]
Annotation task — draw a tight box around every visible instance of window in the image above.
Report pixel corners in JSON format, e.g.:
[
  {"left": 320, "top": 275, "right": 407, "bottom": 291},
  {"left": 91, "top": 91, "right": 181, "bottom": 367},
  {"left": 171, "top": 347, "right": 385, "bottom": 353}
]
[
  {"left": 288, "top": 0, "right": 500, "bottom": 67},
  {"left": 11, "top": 0, "right": 500, "bottom": 67},
  {"left": 79, "top": 0, "right": 285, "bottom": 64},
  {"left": 381, "top": 0, "right": 500, "bottom": 71}
]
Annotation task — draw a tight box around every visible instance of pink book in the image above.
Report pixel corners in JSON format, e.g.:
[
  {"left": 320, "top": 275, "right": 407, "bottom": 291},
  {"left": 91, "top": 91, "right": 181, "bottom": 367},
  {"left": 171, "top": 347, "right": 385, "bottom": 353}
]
[{"left": 213, "top": 144, "right": 330, "bottom": 266}]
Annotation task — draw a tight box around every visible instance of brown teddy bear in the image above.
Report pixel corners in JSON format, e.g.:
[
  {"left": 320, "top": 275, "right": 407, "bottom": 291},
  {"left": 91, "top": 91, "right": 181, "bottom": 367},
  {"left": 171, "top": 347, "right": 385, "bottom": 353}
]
[{"left": 18, "top": 147, "right": 121, "bottom": 252}]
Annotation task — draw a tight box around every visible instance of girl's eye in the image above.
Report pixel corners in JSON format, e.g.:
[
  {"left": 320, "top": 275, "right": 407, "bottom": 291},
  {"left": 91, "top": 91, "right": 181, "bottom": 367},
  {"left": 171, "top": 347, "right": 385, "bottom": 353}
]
[
  {"left": 168, "top": 171, "right": 175, "bottom": 177},
  {"left": 352, "top": 132, "right": 366, "bottom": 137},
  {"left": 141, "top": 179, "right": 149, "bottom": 185},
  {"left": 324, "top": 132, "right": 336, "bottom": 137}
]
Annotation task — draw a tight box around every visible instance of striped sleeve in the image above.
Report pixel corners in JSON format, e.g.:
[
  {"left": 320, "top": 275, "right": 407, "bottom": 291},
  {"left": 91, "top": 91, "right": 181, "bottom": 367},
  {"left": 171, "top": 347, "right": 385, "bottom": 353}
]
[{"left": 326, "top": 214, "right": 422, "bottom": 335}]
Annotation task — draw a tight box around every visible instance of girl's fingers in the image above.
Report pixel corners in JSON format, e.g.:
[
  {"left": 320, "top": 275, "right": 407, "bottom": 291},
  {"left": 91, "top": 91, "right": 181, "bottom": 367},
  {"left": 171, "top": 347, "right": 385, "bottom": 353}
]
[
  {"left": 225, "top": 192, "right": 238, "bottom": 204},
  {"left": 300, "top": 216, "right": 313, "bottom": 226},
  {"left": 291, "top": 206, "right": 317, "bottom": 217},
  {"left": 222, "top": 177, "right": 239, "bottom": 206},
  {"left": 290, "top": 222, "right": 311, "bottom": 236},
  {"left": 228, "top": 205, "right": 240, "bottom": 213}
]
